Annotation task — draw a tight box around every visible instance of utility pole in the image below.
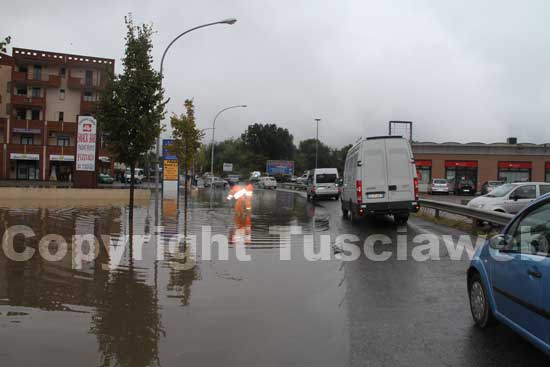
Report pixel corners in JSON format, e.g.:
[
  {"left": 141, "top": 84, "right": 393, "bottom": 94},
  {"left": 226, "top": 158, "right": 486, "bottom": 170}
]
[{"left": 314, "top": 118, "right": 321, "bottom": 169}]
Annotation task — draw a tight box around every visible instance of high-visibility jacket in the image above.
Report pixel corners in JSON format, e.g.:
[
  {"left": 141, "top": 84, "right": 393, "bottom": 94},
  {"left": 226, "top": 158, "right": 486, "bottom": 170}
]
[{"left": 245, "top": 184, "right": 254, "bottom": 210}]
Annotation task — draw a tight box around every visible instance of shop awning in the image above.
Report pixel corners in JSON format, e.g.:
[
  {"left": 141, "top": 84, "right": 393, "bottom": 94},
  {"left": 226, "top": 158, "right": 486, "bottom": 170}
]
[
  {"left": 49, "top": 155, "right": 75, "bottom": 162},
  {"left": 445, "top": 160, "right": 478, "bottom": 168},
  {"left": 10, "top": 153, "right": 39, "bottom": 161},
  {"left": 415, "top": 160, "right": 432, "bottom": 167},
  {"left": 498, "top": 161, "right": 532, "bottom": 169}
]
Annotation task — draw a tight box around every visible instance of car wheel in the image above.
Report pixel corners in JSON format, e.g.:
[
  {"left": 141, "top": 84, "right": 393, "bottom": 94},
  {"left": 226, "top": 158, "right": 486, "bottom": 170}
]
[
  {"left": 468, "top": 272, "right": 496, "bottom": 328},
  {"left": 349, "top": 206, "right": 359, "bottom": 224}
]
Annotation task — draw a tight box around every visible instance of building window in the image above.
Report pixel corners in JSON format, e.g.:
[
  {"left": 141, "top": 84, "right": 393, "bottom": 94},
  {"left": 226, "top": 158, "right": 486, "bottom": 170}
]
[
  {"left": 33, "top": 65, "right": 42, "bottom": 80},
  {"left": 85, "top": 70, "right": 93, "bottom": 87},
  {"left": 31, "top": 110, "right": 40, "bottom": 121},
  {"left": 57, "top": 135, "right": 70, "bottom": 147},
  {"left": 58, "top": 111, "right": 64, "bottom": 122},
  {"left": 15, "top": 108, "right": 26, "bottom": 120},
  {"left": 21, "top": 135, "right": 34, "bottom": 145},
  {"left": 60, "top": 67, "right": 66, "bottom": 78},
  {"left": 15, "top": 87, "right": 27, "bottom": 96},
  {"left": 59, "top": 88, "right": 65, "bottom": 100},
  {"left": 445, "top": 161, "right": 478, "bottom": 194},
  {"left": 83, "top": 91, "right": 95, "bottom": 102},
  {"left": 545, "top": 163, "right": 550, "bottom": 183},
  {"left": 498, "top": 162, "right": 532, "bottom": 183},
  {"left": 19, "top": 65, "right": 28, "bottom": 73},
  {"left": 31, "top": 87, "right": 41, "bottom": 98},
  {"left": 415, "top": 160, "right": 432, "bottom": 186}
]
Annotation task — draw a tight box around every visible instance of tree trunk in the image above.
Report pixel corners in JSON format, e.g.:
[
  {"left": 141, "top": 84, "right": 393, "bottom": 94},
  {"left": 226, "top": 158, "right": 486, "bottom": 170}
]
[{"left": 129, "top": 163, "right": 135, "bottom": 238}]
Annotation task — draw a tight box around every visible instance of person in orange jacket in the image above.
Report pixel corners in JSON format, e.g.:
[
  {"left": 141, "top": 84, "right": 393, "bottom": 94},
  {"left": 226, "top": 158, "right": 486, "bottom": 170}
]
[{"left": 245, "top": 181, "right": 254, "bottom": 211}]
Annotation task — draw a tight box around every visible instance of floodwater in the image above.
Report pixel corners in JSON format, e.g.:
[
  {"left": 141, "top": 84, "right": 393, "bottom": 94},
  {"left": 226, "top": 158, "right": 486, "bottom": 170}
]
[{"left": 0, "top": 189, "right": 348, "bottom": 367}]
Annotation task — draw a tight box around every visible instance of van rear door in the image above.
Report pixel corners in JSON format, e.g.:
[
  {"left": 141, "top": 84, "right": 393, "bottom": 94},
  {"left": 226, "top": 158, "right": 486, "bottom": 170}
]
[
  {"left": 385, "top": 138, "right": 414, "bottom": 202},
  {"left": 363, "top": 139, "right": 389, "bottom": 204}
]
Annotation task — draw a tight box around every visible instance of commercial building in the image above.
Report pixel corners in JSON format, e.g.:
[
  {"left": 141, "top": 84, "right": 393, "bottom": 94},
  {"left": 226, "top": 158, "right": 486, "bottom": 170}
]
[
  {"left": 412, "top": 139, "right": 550, "bottom": 193},
  {"left": 0, "top": 47, "right": 114, "bottom": 182}
]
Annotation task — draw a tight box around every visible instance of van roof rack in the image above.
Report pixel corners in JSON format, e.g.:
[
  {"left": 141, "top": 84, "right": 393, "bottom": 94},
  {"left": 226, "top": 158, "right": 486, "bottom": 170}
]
[{"left": 366, "top": 135, "right": 403, "bottom": 140}]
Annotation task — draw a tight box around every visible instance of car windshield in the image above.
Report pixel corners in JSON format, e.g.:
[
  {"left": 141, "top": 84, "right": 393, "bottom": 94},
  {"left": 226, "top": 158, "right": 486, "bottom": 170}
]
[
  {"left": 316, "top": 173, "right": 337, "bottom": 183},
  {"left": 433, "top": 179, "right": 446, "bottom": 184},
  {"left": 486, "top": 183, "right": 515, "bottom": 197},
  {"left": 489, "top": 181, "right": 504, "bottom": 187}
]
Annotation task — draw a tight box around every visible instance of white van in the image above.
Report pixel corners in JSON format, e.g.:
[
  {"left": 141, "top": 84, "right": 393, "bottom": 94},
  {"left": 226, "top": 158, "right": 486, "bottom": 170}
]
[
  {"left": 341, "top": 136, "right": 419, "bottom": 224},
  {"left": 306, "top": 168, "right": 340, "bottom": 200}
]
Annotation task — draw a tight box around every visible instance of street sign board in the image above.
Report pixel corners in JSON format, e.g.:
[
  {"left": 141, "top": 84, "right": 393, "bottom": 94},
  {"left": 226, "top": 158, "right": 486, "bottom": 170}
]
[
  {"left": 76, "top": 116, "right": 97, "bottom": 171},
  {"left": 162, "top": 139, "right": 177, "bottom": 160},
  {"left": 223, "top": 163, "right": 233, "bottom": 172},
  {"left": 266, "top": 160, "right": 294, "bottom": 176},
  {"left": 163, "top": 159, "right": 178, "bottom": 181}
]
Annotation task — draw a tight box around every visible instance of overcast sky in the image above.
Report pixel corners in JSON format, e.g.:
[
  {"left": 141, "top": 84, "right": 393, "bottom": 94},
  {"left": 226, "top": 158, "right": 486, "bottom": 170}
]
[{"left": 3, "top": 0, "right": 550, "bottom": 147}]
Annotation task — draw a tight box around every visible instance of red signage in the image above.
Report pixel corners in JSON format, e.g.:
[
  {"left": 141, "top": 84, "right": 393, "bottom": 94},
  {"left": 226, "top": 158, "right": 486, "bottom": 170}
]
[
  {"left": 445, "top": 161, "right": 478, "bottom": 168},
  {"left": 546, "top": 162, "right": 550, "bottom": 170},
  {"left": 498, "top": 161, "right": 532, "bottom": 170},
  {"left": 415, "top": 160, "right": 432, "bottom": 167}
]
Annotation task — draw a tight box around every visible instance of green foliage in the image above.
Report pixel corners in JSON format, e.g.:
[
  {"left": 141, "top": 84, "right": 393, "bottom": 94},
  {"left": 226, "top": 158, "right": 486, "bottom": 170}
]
[
  {"left": 168, "top": 99, "right": 204, "bottom": 169},
  {"left": 0, "top": 36, "right": 10, "bottom": 53},
  {"left": 97, "top": 15, "right": 165, "bottom": 169},
  {"left": 240, "top": 123, "right": 295, "bottom": 170}
]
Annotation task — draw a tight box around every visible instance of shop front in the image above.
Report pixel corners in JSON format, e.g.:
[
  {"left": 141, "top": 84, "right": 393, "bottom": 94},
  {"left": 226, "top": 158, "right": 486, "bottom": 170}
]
[
  {"left": 10, "top": 153, "right": 40, "bottom": 180},
  {"left": 445, "top": 160, "right": 478, "bottom": 193},
  {"left": 497, "top": 161, "right": 532, "bottom": 183},
  {"left": 98, "top": 156, "right": 112, "bottom": 175},
  {"left": 49, "top": 155, "right": 74, "bottom": 182},
  {"left": 415, "top": 160, "right": 432, "bottom": 192},
  {"left": 546, "top": 162, "right": 550, "bottom": 183}
]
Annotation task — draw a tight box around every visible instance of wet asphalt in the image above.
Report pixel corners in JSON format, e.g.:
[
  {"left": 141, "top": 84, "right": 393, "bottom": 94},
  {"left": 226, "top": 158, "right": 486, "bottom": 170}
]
[{"left": 0, "top": 188, "right": 547, "bottom": 366}]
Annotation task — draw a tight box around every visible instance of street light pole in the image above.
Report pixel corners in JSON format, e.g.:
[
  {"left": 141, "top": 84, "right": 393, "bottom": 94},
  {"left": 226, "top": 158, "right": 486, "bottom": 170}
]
[
  {"left": 154, "top": 18, "right": 238, "bottom": 194},
  {"left": 210, "top": 105, "right": 247, "bottom": 179},
  {"left": 314, "top": 118, "right": 321, "bottom": 169}
]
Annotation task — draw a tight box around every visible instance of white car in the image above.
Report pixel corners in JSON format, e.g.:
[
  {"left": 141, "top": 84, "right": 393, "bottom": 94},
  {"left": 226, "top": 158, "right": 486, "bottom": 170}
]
[
  {"left": 467, "top": 182, "right": 550, "bottom": 214},
  {"left": 340, "top": 136, "right": 419, "bottom": 225},
  {"left": 258, "top": 176, "right": 277, "bottom": 189},
  {"left": 125, "top": 168, "right": 144, "bottom": 184},
  {"left": 296, "top": 172, "right": 309, "bottom": 185},
  {"left": 306, "top": 168, "right": 339, "bottom": 201}
]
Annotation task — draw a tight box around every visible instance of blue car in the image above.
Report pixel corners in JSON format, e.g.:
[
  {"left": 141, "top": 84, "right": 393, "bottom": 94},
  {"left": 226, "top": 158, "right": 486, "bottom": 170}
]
[{"left": 468, "top": 193, "right": 550, "bottom": 356}]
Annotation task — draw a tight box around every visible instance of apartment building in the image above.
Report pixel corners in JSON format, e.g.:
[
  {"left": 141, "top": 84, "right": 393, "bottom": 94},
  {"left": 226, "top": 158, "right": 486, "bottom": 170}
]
[{"left": 0, "top": 47, "right": 114, "bottom": 182}]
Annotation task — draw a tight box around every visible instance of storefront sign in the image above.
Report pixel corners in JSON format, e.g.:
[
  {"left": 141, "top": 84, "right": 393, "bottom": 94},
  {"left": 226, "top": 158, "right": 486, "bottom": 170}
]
[
  {"left": 10, "top": 153, "right": 39, "bottom": 161},
  {"left": 498, "top": 161, "right": 532, "bottom": 169},
  {"left": 415, "top": 160, "right": 432, "bottom": 167},
  {"left": 49, "top": 155, "right": 75, "bottom": 162},
  {"left": 546, "top": 162, "right": 550, "bottom": 170},
  {"left": 163, "top": 159, "right": 178, "bottom": 181},
  {"left": 444, "top": 161, "right": 478, "bottom": 168},
  {"left": 76, "top": 116, "right": 97, "bottom": 171},
  {"left": 99, "top": 156, "right": 110, "bottom": 163},
  {"left": 12, "top": 128, "right": 42, "bottom": 134},
  {"left": 223, "top": 163, "right": 233, "bottom": 172}
]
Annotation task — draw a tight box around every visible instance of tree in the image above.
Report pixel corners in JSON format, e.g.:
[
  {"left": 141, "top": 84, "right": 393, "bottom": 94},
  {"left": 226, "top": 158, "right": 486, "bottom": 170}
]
[
  {"left": 0, "top": 36, "right": 10, "bottom": 105},
  {"left": 240, "top": 123, "right": 295, "bottom": 171},
  {"left": 97, "top": 16, "right": 165, "bottom": 224},
  {"left": 169, "top": 99, "right": 204, "bottom": 216}
]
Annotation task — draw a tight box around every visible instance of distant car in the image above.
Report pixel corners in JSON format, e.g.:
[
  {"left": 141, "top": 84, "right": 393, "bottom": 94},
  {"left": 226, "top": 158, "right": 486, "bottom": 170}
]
[
  {"left": 226, "top": 174, "right": 241, "bottom": 184},
  {"left": 467, "top": 193, "right": 550, "bottom": 356},
  {"left": 468, "top": 182, "right": 550, "bottom": 214},
  {"left": 296, "top": 173, "right": 309, "bottom": 185},
  {"left": 428, "top": 178, "right": 450, "bottom": 195},
  {"left": 98, "top": 173, "right": 114, "bottom": 184},
  {"left": 204, "top": 176, "right": 228, "bottom": 188},
  {"left": 456, "top": 179, "right": 475, "bottom": 195},
  {"left": 481, "top": 180, "right": 505, "bottom": 195},
  {"left": 307, "top": 168, "right": 340, "bottom": 201},
  {"left": 124, "top": 168, "right": 144, "bottom": 184},
  {"left": 258, "top": 176, "right": 277, "bottom": 189}
]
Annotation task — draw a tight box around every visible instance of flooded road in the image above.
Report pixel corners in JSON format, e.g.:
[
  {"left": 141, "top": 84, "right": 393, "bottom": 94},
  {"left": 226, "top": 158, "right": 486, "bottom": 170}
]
[
  {"left": 0, "top": 189, "right": 348, "bottom": 367},
  {"left": 0, "top": 188, "right": 547, "bottom": 366}
]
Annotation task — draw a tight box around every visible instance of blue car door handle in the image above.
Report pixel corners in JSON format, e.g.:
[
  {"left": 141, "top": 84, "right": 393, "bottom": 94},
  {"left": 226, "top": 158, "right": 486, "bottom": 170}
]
[{"left": 527, "top": 269, "right": 542, "bottom": 279}]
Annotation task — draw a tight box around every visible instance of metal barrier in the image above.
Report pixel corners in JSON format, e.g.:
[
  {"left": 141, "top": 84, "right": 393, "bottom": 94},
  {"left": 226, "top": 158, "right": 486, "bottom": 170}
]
[
  {"left": 419, "top": 199, "right": 514, "bottom": 226},
  {"left": 279, "top": 182, "right": 307, "bottom": 191}
]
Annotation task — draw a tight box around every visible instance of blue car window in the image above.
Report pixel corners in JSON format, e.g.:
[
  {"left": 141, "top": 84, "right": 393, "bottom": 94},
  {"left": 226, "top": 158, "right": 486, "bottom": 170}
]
[{"left": 508, "top": 201, "right": 550, "bottom": 256}]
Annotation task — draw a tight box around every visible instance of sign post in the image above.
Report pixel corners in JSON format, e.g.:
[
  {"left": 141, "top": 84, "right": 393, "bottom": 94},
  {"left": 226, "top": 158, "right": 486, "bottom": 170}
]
[
  {"left": 162, "top": 139, "right": 179, "bottom": 199},
  {"left": 73, "top": 116, "right": 98, "bottom": 188}
]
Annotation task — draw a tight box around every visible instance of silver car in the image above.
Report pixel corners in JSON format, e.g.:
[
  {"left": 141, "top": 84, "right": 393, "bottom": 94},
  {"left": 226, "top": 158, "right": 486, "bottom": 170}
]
[
  {"left": 428, "top": 178, "right": 450, "bottom": 195},
  {"left": 467, "top": 182, "right": 550, "bottom": 214}
]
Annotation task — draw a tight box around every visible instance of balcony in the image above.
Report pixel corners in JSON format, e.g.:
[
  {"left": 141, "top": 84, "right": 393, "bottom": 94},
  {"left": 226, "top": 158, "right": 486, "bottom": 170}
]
[
  {"left": 11, "top": 95, "right": 45, "bottom": 108},
  {"left": 47, "top": 121, "right": 76, "bottom": 134},
  {"left": 80, "top": 100, "right": 97, "bottom": 115},
  {"left": 11, "top": 70, "right": 61, "bottom": 88},
  {"left": 68, "top": 76, "right": 105, "bottom": 90}
]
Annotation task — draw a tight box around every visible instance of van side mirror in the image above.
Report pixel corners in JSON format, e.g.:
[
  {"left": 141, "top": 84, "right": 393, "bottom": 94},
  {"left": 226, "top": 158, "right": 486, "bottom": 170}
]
[
  {"left": 489, "top": 234, "right": 508, "bottom": 250},
  {"left": 357, "top": 160, "right": 363, "bottom": 167}
]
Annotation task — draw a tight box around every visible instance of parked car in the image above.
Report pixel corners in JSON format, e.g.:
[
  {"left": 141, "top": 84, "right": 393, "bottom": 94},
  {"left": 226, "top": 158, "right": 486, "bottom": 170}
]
[
  {"left": 124, "top": 168, "right": 144, "bottom": 184},
  {"left": 258, "top": 176, "right": 277, "bottom": 189},
  {"left": 226, "top": 174, "right": 241, "bottom": 185},
  {"left": 468, "top": 182, "right": 550, "bottom": 214},
  {"left": 296, "top": 172, "right": 309, "bottom": 185},
  {"left": 98, "top": 173, "right": 114, "bottom": 184},
  {"left": 467, "top": 193, "right": 550, "bottom": 356},
  {"left": 456, "top": 179, "right": 475, "bottom": 195},
  {"left": 341, "top": 136, "right": 419, "bottom": 225},
  {"left": 481, "top": 180, "right": 505, "bottom": 195},
  {"left": 204, "top": 176, "right": 228, "bottom": 188},
  {"left": 306, "top": 168, "right": 339, "bottom": 201},
  {"left": 428, "top": 178, "right": 450, "bottom": 195}
]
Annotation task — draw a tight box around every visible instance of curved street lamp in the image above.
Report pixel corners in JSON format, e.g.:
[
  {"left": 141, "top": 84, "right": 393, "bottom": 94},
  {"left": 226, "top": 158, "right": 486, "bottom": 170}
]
[
  {"left": 154, "top": 18, "right": 238, "bottom": 192},
  {"left": 210, "top": 105, "right": 247, "bottom": 179}
]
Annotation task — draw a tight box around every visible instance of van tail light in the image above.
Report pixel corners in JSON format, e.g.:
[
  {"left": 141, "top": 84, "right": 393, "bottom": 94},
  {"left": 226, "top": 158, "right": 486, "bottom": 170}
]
[
  {"left": 356, "top": 180, "right": 363, "bottom": 204},
  {"left": 311, "top": 186, "right": 316, "bottom": 193},
  {"left": 413, "top": 177, "right": 419, "bottom": 201}
]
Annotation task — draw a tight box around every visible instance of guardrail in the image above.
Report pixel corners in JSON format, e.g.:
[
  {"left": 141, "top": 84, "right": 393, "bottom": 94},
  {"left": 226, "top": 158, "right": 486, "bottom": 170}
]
[
  {"left": 279, "top": 182, "right": 307, "bottom": 191},
  {"left": 419, "top": 199, "right": 514, "bottom": 226}
]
